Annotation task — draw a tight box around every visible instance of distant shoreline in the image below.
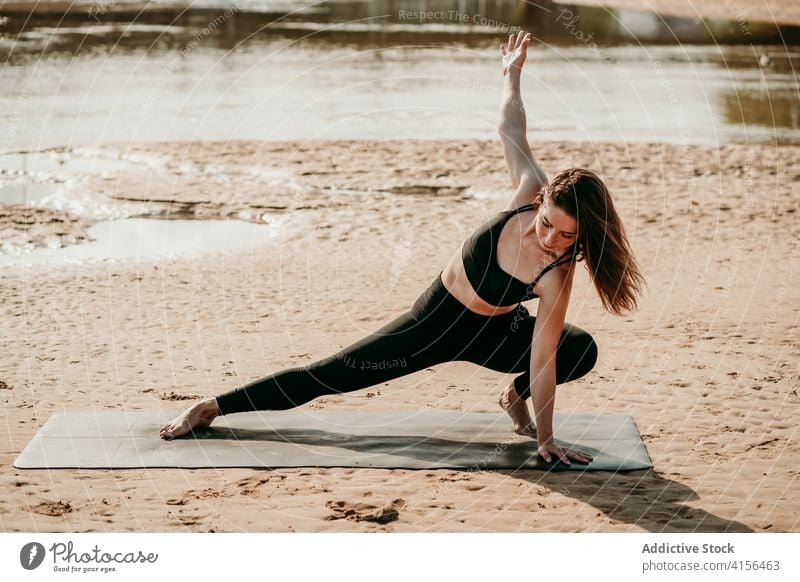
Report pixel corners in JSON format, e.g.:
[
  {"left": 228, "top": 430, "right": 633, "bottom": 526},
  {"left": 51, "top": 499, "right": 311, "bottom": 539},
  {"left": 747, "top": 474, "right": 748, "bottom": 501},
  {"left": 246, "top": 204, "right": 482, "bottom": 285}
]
[{"left": 1, "top": 0, "right": 799, "bottom": 27}]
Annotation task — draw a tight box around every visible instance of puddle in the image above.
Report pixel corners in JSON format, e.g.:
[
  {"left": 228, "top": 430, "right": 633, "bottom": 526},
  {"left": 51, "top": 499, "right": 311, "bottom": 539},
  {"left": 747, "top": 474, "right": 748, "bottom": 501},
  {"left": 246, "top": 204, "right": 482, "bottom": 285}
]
[
  {"left": 0, "top": 150, "right": 156, "bottom": 175},
  {"left": 0, "top": 149, "right": 169, "bottom": 214},
  {"left": 0, "top": 181, "right": 62, "bottom": 205},
  {"left": 0, "top": 216, "right": 286, "bottom": 268},
  {"left": 1, "top": 0, "right": 798, "bottom": 269},
  {"left": 0, "top": 150, "right": 159, "bottom": 207}
]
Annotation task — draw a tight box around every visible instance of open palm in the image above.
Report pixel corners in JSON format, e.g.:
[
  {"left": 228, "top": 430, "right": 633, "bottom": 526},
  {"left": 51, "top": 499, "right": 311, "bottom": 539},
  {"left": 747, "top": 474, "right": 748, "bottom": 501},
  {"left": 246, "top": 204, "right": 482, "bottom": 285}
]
[{"left": 501, "top": 30, "right": 531, "bottom": 75}]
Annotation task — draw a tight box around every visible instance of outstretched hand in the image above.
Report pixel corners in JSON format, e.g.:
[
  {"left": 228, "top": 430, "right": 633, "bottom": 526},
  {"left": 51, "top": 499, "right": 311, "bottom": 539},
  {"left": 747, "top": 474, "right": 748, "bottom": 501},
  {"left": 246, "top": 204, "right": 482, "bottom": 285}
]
[
  {"left": 500, "top": 30, "right": 531, "bottom": 76},
  {"left": 538, "top": 441, "right": 593, "bottom": 465}
]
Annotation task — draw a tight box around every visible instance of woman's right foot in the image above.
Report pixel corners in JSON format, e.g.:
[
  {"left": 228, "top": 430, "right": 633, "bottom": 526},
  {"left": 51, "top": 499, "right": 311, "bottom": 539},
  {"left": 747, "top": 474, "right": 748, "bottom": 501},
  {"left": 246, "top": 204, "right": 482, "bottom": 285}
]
[
  {"left": 498, "top": 384, "right": 537, "bottom": 438},
  {"left": 159, "top": 397, "right": 221, "bottom": 440}
]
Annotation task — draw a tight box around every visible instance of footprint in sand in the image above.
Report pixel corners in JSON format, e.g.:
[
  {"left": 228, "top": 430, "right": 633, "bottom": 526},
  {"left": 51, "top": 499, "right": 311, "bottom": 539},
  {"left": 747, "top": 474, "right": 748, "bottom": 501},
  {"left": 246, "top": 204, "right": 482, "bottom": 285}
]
[
  {"left": 325, "top": 499, "right": 406, "bottom": 524},
  {"left": 31, "top": 500, "right": 72, "bottom": 516},
  {"left": 160, "top": 391, "right": 202, "bottom": 401}
]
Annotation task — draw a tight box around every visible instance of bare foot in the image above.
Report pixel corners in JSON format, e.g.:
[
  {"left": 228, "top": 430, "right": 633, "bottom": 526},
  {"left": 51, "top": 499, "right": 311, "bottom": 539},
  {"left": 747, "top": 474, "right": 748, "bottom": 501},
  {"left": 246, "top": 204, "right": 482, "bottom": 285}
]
[
  {"left": 159, "top": 398, "right": 221, "bottom": 440},
  {"left": 498, "top": 384, "right": 537, "bottom": 438}
]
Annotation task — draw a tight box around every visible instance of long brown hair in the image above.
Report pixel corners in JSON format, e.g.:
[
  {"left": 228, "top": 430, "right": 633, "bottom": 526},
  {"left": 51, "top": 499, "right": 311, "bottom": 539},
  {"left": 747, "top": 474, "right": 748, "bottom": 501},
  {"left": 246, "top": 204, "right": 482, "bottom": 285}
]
[{"left": 534, "top": 168, "right": 646, "bottom": 315}]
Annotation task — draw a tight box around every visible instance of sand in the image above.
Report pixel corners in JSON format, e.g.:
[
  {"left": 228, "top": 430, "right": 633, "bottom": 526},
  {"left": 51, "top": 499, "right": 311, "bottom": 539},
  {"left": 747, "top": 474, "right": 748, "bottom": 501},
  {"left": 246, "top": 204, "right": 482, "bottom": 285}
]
[{"left": 1, "top": 137, "right": 798, "bottom": 532}]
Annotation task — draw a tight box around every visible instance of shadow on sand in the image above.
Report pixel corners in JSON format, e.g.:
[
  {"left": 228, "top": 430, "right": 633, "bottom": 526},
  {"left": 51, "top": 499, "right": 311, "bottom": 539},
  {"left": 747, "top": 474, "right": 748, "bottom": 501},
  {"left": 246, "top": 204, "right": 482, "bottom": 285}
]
[{"left": 187, "top": 424, "right": 751, "bottom": 532}]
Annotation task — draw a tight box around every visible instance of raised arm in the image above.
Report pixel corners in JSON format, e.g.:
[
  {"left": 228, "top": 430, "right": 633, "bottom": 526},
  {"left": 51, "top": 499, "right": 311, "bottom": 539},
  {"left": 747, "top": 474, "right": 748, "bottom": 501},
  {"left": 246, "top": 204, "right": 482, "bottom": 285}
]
[{"left": 499, "top": 31, "right": 548, "bottom": 211}]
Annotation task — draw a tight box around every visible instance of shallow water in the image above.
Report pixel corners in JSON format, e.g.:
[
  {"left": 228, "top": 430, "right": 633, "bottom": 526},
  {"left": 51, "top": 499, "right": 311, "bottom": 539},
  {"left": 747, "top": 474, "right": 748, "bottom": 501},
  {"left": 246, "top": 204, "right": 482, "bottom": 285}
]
[
  {"left": 0, "top": 150, "right": 151, "bottom": 204},
  {"left": 0, "top": 216, "right": 285, "bottom": 268},
  {"left": 1, "top": 0, "right": 798, "bottom": 264},
  {"left": 1, "top": 0, "right": 797, "bottom": 150}
]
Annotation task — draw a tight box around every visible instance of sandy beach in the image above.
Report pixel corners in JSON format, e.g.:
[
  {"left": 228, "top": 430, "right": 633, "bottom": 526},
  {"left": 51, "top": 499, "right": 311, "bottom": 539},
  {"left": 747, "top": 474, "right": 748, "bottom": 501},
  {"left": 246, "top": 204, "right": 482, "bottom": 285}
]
[
  {"left": 1, "top": 136, "right": 798, "bottom": 532},
  {"left": 1, "top": 0, "right": 799, "bottom": 535}
]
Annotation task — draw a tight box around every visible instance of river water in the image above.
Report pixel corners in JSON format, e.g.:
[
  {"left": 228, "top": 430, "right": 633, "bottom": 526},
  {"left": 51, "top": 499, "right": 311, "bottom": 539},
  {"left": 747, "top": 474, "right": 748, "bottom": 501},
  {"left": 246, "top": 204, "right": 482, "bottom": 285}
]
[{"left": 1, "top": 0, "right": 798, "bottom": 263}]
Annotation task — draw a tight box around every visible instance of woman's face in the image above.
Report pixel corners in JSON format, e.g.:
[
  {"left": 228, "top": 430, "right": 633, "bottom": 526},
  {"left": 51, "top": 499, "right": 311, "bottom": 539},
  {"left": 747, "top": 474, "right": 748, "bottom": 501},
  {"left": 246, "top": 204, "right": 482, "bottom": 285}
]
[{"left": 535, "top": 203, "right": 578, "bottom": 254}]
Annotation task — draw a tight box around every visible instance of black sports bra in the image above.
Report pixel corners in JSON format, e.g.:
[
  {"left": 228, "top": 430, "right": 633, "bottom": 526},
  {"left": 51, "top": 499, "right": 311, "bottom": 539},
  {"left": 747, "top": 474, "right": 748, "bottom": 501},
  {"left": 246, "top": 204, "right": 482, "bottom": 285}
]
[{"left": 461, "top": 203, "right": 575, "bottom": 307}]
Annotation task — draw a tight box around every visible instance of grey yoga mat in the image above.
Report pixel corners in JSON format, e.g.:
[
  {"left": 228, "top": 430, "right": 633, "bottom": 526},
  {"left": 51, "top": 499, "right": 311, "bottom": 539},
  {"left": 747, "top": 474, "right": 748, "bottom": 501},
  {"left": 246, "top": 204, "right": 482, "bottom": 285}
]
[{"left": 13, "top": 409, "right": 651, "bottom": 471}]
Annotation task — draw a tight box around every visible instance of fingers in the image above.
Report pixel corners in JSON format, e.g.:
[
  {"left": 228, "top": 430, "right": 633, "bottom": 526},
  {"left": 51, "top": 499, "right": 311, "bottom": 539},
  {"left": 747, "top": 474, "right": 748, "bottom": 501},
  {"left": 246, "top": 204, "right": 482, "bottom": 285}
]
[
  {"left": 519, "top": 32, "right": 531, "bottom": 59},
  {"left": 568, "top": 449, "right": 593, "bottom": 464},
  {"left": 508, "top": 31, "right": 529, "bottom": 53},
  {"left": 539, "top": 445, "right": 594, "bottom": 465},
  {"left": 503, "top": 31, "right": 532, "bottom": 64},
  {"left": 563, "top": 448, "right": 593, "bottom": 464}
]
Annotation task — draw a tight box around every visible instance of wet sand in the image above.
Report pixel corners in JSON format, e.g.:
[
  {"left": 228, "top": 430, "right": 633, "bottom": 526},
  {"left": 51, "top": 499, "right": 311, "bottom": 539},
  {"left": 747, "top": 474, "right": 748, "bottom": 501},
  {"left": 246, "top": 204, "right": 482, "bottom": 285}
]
[{"left": 1, "top": 138, "right": 798, "bottom": 532}]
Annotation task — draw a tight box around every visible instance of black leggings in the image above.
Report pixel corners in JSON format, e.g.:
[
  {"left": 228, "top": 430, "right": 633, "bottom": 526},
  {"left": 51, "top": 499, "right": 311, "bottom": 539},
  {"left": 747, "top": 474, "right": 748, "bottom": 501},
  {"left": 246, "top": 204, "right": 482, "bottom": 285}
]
[{"left": 214, "top": 272, "right": 598, "bottom": 415}]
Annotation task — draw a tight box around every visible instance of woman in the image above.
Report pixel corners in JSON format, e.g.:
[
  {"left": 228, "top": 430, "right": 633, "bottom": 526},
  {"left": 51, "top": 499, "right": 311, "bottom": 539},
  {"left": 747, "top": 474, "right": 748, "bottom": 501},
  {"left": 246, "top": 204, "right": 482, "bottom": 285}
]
[{"left": 160, "top": 31, "right": 645, "bottom": 465}]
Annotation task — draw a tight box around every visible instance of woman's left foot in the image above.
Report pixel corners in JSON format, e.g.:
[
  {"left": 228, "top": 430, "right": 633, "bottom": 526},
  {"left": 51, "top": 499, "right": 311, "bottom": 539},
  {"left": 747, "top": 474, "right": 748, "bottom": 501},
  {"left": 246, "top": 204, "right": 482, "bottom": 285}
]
[
  {"left": 159, "top": 398, "right": 220, "bottom": 440},
  {"left": 498, "top": 384, "right": 537, "bottom": 438}
]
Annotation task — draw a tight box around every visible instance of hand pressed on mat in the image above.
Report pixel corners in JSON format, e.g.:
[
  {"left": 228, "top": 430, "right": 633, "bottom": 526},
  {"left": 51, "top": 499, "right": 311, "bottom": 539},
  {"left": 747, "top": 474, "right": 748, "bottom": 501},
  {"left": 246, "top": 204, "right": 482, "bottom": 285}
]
[{"left": 537, "top": 439, "right": 593, "bottom": 465}]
